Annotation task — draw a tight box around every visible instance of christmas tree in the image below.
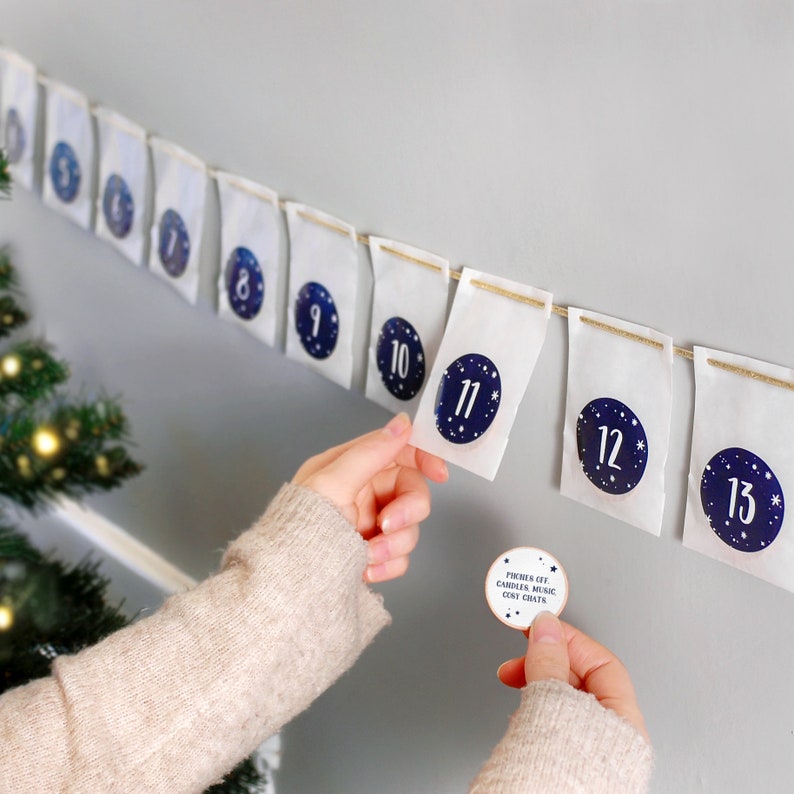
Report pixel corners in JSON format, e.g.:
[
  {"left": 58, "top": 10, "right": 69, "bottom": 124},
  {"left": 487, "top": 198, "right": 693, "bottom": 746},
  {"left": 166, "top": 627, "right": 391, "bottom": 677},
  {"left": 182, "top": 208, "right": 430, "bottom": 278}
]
[{"left": 0, "top": 158, "right": 269, "bottom": 792}]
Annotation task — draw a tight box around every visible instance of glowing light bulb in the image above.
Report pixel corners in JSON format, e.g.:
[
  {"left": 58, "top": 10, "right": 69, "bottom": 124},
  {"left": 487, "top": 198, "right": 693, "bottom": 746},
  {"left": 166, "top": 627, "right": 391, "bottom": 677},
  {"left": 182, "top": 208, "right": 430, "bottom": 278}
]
[
  {"left": 32, "top": 428, "right": 61, "bottom": 458},
  {"left": 0, "top": 604, "right": 13, "bottom": 631},
  {"left": 1, "top": 355, "right": 21, "bottom": 377}
]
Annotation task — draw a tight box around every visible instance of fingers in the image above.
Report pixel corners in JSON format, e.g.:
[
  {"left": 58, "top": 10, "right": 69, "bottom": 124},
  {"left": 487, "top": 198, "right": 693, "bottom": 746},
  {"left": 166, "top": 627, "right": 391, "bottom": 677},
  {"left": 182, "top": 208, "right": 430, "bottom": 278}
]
[
  {"left": 563, "top": 622, "right": 649, "bottom": 741},
  {"left": 365, "top": 523, "right": 420, "bottom": 583},
  {"left": 374, "top": 465, "right": 433, "bottom": 534},
  {"left": 292, "top": 414, "right": 414, "bottom": 521},
  {"left": 496, "top": 656, "right": 526, "bottom": 689},
  {"left": 402, "top": 445, "right": 449, "bottom": 484},
  {"left": 523, "top": 612, "right": 571, "bottom": 685}
]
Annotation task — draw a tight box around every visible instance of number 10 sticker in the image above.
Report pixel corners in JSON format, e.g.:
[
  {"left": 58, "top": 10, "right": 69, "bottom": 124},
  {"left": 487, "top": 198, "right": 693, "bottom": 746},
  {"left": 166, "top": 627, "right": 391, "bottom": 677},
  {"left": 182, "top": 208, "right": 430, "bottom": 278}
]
[
  {"left": 376, "top": 316, "right": 425, "bottom": 401},
  {"left": 700, "top": 447, "right": 785, "bottom": 552}
]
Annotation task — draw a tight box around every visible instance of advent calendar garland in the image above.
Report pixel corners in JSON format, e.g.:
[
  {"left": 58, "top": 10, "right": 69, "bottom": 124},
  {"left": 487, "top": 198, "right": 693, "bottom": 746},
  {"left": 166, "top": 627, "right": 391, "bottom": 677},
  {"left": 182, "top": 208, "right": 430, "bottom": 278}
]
[{"left": 1, "top": 47, "right": 793, "bottom": 596}]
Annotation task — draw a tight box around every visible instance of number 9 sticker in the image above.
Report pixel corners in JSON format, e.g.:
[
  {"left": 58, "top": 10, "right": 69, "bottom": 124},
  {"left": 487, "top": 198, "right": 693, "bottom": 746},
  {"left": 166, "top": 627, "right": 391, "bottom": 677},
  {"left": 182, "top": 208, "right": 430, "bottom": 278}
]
[
  {"left": 700, "top": 447, "right": 785, "bottom": 552},
  {"left": 434, "top": 353, "right": 501, "bottom": 444},
  {"left": 295, "top": 281, "right": 339, "bottom": 360}
]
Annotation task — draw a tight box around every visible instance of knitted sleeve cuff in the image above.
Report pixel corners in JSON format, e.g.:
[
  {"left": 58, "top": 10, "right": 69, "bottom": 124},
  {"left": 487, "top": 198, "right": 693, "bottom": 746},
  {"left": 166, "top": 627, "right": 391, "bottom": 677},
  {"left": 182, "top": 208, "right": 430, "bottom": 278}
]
[{"left": 470, "top": 678, "right": 653, "bottom": 793}]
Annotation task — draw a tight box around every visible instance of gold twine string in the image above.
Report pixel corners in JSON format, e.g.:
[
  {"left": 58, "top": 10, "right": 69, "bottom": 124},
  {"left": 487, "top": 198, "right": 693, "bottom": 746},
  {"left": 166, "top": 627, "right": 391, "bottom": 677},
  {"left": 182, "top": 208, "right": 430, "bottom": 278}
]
[
  {"left": 578, "top": 315, "right": 665, "bottom": 351},
  {"left": 469, "top": 278, "right": 548, "bottom": 310},
  {"left": 212, "top": 171, "right": 277, "bottom": 205},
  {"left": 379, "top": 244, "right": 444, "bottom": 274},
  {"left": 296, "top": 208, "right": 354, "bottom": 239},
  {"left": 93, "top": 108, "right": 147, "bottom": 141},
  {"left": 149, "top": 137, "right": 206, "bottom": 172},
  {"left": 707, "top": 358, "right": 794, "bottom": 392}
]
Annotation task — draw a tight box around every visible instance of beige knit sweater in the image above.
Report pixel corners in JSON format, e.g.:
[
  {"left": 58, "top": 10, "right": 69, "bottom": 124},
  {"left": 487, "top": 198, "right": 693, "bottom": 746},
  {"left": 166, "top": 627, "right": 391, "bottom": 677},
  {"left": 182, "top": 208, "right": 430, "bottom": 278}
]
[{"left": 0, "top": 484, "right": 652, "bottom": 792}]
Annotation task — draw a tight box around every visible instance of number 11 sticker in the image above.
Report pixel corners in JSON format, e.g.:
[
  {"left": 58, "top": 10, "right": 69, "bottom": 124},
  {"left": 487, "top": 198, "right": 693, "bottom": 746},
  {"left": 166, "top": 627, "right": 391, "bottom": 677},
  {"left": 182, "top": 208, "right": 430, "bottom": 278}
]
[{"left": 435, "top": 353, "right": 501, "bottom": 444}]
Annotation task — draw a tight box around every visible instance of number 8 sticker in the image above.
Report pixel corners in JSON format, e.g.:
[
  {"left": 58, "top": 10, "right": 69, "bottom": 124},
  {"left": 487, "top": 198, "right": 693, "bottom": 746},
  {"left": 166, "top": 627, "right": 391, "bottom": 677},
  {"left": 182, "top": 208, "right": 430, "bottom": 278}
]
[{"left": 700, "top": 447, "right": 785, "bottom": 552}]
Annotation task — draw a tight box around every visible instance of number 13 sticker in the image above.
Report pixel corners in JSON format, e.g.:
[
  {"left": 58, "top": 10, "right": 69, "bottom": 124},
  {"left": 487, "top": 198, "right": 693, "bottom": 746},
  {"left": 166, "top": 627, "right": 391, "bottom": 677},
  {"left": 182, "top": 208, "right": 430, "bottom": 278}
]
[{"left": 700, "top": 447, "right": 785, "bottom": 552}]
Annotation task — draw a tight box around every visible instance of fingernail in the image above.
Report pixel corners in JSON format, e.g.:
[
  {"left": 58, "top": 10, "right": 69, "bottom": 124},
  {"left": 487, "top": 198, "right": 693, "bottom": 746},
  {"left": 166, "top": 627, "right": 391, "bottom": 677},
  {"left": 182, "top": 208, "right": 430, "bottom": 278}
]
[
  {"left": 496, "top": 661, "right": 509, "bottom": 680},
  {"left": 384, "top": 412, "right": 410, "bottom": 437},
  {"left": 531, "top": 612, "right": 563, "bottom": 645},
  {"left": 378, "top": 509, "right": 403, "bottom": 534}
]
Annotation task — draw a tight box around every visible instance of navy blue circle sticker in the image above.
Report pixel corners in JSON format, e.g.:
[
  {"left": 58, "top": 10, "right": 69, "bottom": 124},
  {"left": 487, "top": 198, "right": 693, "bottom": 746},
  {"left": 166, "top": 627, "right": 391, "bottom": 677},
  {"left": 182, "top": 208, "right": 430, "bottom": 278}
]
[
  {"left": 49, "top": 141, "right": 81, "bottom": 203},
  {"left": 376, "top": 317, "right": 425, "bottom": 400},
  {"left": 576, "top": 398, "right": 648, "bottom": 494},
  {"left": 226, "top": 247, "right": 264, "bottom": 320},
  {"left": 700, "top": 447, "right": 785, "bottom": 552},
  {"left": 434, "top": 353, "right": 501, "bottom": 444},
  {"left": 158, "top": 209, "right": 190, "bottom": 278},
  {"left": 295, "top": 281, "right": 339, "bottom": 359},
  {"left": 4, "top": 108, "right": 26, "bottom": 164},
  {"left": 102, "top": 174, "right": 134, "bottom": 239}
]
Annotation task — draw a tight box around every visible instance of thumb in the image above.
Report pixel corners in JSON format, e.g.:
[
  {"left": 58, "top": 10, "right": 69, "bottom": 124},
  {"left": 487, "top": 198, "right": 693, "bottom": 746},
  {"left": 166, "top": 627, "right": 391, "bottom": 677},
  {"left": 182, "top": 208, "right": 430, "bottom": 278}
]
[
  {"left": 313, "top": 413, "right": 412, "bottom": 502},
  {"left": 524, "top": 612, "right": 571, "bottom": 685}
]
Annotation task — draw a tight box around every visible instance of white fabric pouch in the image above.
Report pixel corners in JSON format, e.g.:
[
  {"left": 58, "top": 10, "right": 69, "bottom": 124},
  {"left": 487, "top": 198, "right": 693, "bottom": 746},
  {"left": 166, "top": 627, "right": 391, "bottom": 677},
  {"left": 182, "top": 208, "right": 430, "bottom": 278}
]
[
  {"left": 0, "top": 48, "right": 38, "bottom": 190},
  {"left": 42, "top": 78, "right": 94, "bottom": 229},
  {"left": 94, "top": 108, "right": 149, "bottom": 265},
  {"left": 284, "top": 202, "right": 359, "bottom": 389},
  {"left": 560, "top": 308, "right": 673, "bottom": 536},
  {"left": 216, "top": 172, "right": 282, "bottom": 347},
  {"left": 683, "top": 347, "right": 793, "bottom": 591},
  {"left": 365, "top": 237, "right": 450, "bottom": 416},
  {"left": 411, "top": 267, "right": 552, "bottom": 481},
  {"left": 149, "top": 137, "right": 207, "bottom": 304}
]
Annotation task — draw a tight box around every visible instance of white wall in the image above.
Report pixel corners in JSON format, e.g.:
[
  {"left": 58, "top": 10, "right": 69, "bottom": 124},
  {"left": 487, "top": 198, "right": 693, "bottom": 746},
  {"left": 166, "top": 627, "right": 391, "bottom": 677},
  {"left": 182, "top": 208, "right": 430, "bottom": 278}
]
[{"left": 2, "top": 2, "right": 794, "bottom": 791}]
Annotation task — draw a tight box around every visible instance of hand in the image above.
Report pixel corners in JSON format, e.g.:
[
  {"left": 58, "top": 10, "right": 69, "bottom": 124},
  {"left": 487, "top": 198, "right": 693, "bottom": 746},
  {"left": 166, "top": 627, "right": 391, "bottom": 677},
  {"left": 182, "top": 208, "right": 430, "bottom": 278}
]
[
  {"left": 292, "top": 413, "right": 448, "bottom": 583},
  {"left": 497, "top": 612, "right": 649, "bottom": 742}
]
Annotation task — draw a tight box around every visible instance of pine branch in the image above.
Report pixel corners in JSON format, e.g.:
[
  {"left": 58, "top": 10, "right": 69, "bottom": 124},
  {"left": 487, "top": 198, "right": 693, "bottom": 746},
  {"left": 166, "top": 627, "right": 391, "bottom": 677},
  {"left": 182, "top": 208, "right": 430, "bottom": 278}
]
[
  {"left": 0, "top": 151, "right": 10, "bottom": 198},
  {"left": 0, "top": 341, "right": 69, "bottom": 402},
  {"left": 0, "top": 397, "right": 144, "bottom": 510}
]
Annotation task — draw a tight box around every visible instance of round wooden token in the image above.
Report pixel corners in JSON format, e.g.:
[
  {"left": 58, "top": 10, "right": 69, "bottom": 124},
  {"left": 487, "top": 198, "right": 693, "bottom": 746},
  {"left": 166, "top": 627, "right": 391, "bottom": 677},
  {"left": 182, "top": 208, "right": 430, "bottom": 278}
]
[{"left": 484, "top": 547, "right": 568, "bottom": 631}]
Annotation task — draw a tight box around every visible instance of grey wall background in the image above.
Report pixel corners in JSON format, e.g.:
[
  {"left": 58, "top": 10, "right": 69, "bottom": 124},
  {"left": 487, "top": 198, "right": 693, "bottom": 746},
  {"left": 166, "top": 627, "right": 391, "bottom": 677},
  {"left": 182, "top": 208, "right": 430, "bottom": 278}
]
[{"left": 2, "top": 2, "right": 794, "bottom": 791}]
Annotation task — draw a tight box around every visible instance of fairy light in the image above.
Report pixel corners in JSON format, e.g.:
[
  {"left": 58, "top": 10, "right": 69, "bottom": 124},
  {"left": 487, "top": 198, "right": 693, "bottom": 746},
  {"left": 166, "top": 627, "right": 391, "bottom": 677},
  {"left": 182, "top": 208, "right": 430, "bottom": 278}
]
[
  {"left": 0, "top": 604, "right": 14, "bottom": 631},
  {"left": 1, "top": 354, "right": 21, "bottom": 378},
  {"left": 32, "top": 427, "right": 61, "bottom": 458}
]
